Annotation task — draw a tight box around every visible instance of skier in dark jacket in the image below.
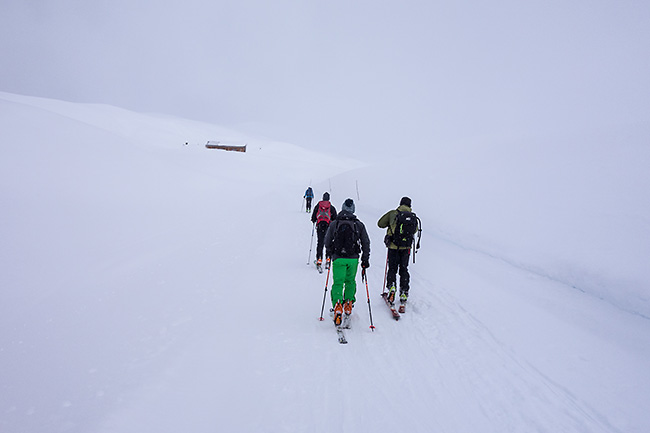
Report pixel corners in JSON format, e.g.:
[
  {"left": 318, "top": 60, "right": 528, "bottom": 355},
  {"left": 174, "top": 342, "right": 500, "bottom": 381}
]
[
  {"left": 304, "top": 186, "right": 314, "bottom": 212},
  {"left": 325, "top": 198, "right": 370, "bottom": 326},
  {"left": 311, "top": 192, "right": 337, "bottom": 270}
]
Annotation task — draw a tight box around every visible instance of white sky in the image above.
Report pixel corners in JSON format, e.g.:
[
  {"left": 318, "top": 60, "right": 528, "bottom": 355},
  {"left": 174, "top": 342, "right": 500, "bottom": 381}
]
[{"left": 1, "top": 0, "right": 649, "bottom": 156}]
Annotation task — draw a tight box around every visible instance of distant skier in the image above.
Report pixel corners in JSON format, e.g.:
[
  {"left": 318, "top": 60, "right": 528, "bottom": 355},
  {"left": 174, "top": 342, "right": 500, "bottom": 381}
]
[
  {"left": 311, "top": 192, "right": 337, "bottom": 271},
  {"left": 325, "top": 198, "right": 370, "bottom": 326},
  {"left": 377, "top": 196, "right": 421, "bottom": 311},
  {"left": 304, "top": 186, "right": 314, "bottom": 212}
]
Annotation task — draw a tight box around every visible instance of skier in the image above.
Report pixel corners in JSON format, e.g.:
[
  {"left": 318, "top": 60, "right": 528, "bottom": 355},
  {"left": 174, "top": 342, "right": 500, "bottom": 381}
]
[
  {"left": 325, "top": 198, "right": 370, "bottom": 326},
  {"left": 311, "top": 192, "right": 337, "bottom": 271},
  {"left": 304, "top": 186, "right": 314, "bottom": 212},
  {"left": 377, "top": 197, "right": 420, "bottom": 309}
]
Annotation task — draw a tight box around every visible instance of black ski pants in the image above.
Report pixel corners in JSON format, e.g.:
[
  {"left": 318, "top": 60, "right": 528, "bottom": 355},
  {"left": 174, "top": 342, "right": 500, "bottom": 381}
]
[
  {"left": 315, "top": 221, "right": 329, "bottom": 260},
  {"left": 306, "top": 197, "right": 313, "bottom": 212},
  {"left": 387, "top": 248, "right": 410, "bottom": 294}
]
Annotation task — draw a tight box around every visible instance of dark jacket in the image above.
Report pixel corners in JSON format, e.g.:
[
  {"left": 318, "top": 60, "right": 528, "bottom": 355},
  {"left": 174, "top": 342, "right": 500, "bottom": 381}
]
[
  {"left": 311, "top": 201, "right": 338, "bottom": 224},
  {"left": 324, "top": 210, "right": 370, "bottom": 261},
  {"left": 377, "top": 204, "right": 413, "bottom": 250}
]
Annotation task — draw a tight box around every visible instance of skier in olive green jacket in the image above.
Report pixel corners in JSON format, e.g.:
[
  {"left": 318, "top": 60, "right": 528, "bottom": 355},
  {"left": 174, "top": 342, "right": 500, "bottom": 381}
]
[{"left": 377, "top": 197, "right": 415, "bottom": 305}]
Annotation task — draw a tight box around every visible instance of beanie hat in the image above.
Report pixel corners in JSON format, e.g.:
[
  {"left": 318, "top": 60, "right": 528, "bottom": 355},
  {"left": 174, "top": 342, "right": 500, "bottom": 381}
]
[
  {"left": 400, "top": 196, "right": 412, "bottom": 207},
  {"left": 323, "top": 192, "right": 330, "bottom": 201},
  {"left": 342, "top": 198, "right": 355, "bottom": 214}
]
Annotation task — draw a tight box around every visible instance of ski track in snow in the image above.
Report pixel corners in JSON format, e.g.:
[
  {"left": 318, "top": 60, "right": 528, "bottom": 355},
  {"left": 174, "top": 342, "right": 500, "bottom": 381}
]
[
  {"left": 406, "top": 271, "right": 616, "bottom": 433},
  {"left": 165, "top": 205, "right": 622, "bottom": 433}
]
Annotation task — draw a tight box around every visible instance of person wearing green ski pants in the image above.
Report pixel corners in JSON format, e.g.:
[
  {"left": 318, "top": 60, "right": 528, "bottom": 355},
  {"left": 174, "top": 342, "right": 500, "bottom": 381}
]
[
  {"left": 324, "top": 198, "right": 371, "bottom": 323},
  {"left": 331, "top": 258, "right": 359, "bottom": 305}
]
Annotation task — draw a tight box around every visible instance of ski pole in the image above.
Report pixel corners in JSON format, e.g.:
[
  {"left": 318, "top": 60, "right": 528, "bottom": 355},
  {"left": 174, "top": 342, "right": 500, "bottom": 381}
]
[
  {"left": 411, "top": 225, "right": 415, "bottom": 264},
  {"left": 413, "top": 217, "right": 422, "bottom": 264},
  {"left": 362, "top": 269, "right": 375, "bottom": 331},
  {"left": 301, "top": 196, "right": 305, "bottom": 212},
  {"left": 382, "top": 249, "right": 389, "bottom": 295},
  {"left": 412, "top": 242, "right": 416, "bottom": 264},
  {"left": 319, "top": 262, "right": 332, "bottom": 321},
  {"left": 306, "top": 222, "right": 315, "bottom": 265}
]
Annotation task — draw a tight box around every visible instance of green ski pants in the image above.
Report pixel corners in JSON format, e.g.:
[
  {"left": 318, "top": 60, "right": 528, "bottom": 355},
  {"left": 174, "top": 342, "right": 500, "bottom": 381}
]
[{"left": 331, "top": 258, "right": 358, "bottom": 307}]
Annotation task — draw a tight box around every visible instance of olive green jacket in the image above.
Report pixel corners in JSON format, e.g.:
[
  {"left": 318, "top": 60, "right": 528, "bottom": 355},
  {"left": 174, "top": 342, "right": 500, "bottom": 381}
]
[{"left": 377, "top": 205, "right": 412, "bottom": 250}]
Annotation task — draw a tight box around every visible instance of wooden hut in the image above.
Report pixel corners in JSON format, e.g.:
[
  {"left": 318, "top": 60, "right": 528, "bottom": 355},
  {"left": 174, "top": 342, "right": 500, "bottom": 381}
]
[{"left": 205, "top": 141, "right": 247, "bottom": 152}]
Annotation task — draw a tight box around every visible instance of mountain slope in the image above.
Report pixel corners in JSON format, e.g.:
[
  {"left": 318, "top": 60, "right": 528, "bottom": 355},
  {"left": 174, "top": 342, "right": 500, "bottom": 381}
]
[{"left": 1, "top": 92, "right": 648, "bottom": 433}]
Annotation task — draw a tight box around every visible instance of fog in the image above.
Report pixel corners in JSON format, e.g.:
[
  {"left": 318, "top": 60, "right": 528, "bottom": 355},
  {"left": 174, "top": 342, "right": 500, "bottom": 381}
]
[{"left": 1, "top": 0, "right": 649, "bottom": 158}]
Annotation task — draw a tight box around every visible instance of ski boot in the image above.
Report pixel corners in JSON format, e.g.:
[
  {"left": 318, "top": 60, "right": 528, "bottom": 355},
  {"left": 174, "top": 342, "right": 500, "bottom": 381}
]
[
  {"left": 333, "top": 301, "right": 343, "bottom": 326},
  {"left": 342, "top": 300, "right": 353, "bottom": 328},
  {"left": 399, "top": 292, "right": 408, "bottom": 313},
  {"left": 387, "top": 284, "right": 397, "bottom": 304}
]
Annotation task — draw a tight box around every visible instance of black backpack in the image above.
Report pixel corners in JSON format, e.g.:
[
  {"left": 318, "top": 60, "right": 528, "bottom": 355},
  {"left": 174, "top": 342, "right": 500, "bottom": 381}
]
[
  {"left": 331, "top": 216, "right": 361, "bottom": 256},
  {"left": 392, "top": 211, "right": 420, "bottom": 248}
]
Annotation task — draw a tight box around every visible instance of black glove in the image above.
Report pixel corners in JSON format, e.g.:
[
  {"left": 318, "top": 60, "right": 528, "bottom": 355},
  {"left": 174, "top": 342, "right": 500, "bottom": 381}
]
[{"left": 361, "top": 259, "right": 370, "bottom": 269}]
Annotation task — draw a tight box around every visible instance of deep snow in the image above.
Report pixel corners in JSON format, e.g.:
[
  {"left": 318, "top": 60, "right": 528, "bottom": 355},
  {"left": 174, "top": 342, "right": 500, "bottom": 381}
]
[{"left": 1, "top": 92, "right": 649, "bottom": 433}]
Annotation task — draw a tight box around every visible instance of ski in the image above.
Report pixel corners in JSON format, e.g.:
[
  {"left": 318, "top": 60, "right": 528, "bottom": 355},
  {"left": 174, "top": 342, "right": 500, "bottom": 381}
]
[
  {"left": 336, "top": 326, "right": 348, "bottom": 344},
  {"left": 381, "top": 293, "right": 400, "bottom": 320},
  {"left": 398, "top": 304, "right": 406, "bottom": 314},
  {"left": 342, "top": 313, "right": 352, "bottom": 329},
  {"left": 314, "top": 260, "right": 323, "bottom": 274}
]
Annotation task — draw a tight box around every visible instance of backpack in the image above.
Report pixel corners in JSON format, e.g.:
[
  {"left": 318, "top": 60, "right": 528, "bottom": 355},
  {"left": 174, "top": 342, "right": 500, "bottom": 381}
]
[
  {"left": 316, "top": 201, "right": 332, "bottom": 224},
  {"left": 331, "top": 216, "right": 361, "bottom": 256},
  {"left": 392, "top": 211, "right": 420, "bottom": 248}
]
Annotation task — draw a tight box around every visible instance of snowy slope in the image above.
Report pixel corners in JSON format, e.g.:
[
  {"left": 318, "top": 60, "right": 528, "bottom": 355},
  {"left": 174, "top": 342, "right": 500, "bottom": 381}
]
[{"left": 1, "top": 92, "right": 649, "bottom": 433}]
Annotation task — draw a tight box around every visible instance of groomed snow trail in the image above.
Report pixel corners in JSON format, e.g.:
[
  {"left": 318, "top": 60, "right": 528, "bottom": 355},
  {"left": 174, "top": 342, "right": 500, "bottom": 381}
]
[
  {"left": 262, "top": 207, "right": 621, "bottom": 433},
  {"left": 91, "top": 192, "right": 621, "bottom": 433}
]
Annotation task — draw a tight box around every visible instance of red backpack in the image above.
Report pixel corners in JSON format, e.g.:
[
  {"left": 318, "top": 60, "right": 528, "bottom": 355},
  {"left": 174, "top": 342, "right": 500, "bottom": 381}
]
[{"left": 316, "top": 201, "right": 332, "bottom": 224}]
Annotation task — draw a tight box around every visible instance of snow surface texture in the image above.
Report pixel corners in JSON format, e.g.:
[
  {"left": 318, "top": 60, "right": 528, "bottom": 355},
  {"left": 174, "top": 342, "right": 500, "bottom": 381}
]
[{"left": 1, "top": 91, "right": 649, "bottom": 433}]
